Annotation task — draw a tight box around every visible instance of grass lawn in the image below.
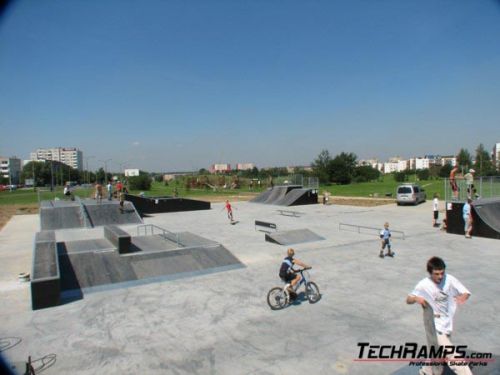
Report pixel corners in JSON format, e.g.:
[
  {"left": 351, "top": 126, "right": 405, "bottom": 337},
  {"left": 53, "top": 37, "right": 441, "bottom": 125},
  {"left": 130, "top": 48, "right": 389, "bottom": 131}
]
[
  {"left": 0, "top": 176, "right": 447, "bottom": 207},
  {"left": 0, "top": 177, "right": 448, "bottom": 230},
  {"left": 320, "top": 175, "right": 446, "bottom": 199},
  {"left": 0, "top": 182, "right": 264, "bottom": 207}
]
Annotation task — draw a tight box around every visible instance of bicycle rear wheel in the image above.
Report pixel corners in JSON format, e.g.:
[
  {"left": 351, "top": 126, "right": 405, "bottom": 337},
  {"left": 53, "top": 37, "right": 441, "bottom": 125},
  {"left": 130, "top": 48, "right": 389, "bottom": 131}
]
[
  {"left": 267, "top": 287, "right": 289, "bottom": 310},
  {"left": 305, "top": 282, "right": 320, "bottom": 303}
]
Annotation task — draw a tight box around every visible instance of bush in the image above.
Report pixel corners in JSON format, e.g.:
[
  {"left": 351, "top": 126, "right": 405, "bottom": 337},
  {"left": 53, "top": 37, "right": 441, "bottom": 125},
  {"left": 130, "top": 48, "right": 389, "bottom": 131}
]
[
  {"left": 128, "top": 174, "right": 152, "bottom": 190},
  {"left": 416, "top": 169, "right": 430, "bottom": 181},
  {"left": 394, "top": 172, "right": 407, "bottom": 182},
  {"left": 353, "top": 165, "right": 380, "bottom": 183}
]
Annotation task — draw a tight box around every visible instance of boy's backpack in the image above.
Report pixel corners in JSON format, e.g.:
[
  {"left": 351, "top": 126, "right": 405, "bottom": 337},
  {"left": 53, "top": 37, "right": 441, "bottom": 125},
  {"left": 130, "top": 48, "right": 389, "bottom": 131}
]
[{"left": 278, "top": 258, "right": 293, "bottom": 279}]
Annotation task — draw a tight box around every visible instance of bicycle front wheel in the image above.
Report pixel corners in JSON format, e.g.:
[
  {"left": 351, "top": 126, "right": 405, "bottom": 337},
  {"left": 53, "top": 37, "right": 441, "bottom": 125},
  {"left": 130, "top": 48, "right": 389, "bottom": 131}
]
[
  {"left": 305, "top": 282, "right": 321, "bottom": 303},
  {"left": 267, "top": 287, "right": 289, "bottom": 310}
]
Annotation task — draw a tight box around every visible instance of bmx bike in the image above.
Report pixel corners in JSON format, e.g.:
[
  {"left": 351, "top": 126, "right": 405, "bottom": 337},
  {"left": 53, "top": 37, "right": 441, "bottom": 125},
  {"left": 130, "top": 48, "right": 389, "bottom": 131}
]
[{"left": 266, "top": 267, "right": 320, "bottom": 310}]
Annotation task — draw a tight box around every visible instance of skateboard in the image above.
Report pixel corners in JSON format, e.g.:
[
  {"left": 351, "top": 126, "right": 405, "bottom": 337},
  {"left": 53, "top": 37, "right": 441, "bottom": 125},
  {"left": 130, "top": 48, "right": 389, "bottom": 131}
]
[
  {"left": 230, "top": 220, "right": 239, "bottom": 225},
  {"left": 422, "top": 304, "right": 441, "bottom": 375}
]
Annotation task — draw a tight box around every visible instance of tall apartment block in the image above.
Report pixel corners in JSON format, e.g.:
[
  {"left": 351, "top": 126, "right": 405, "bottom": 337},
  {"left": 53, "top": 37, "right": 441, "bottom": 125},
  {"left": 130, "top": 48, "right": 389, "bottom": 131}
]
[
  {"left": 493, "top": 142, "right": 500, "bottom": 169},
  {"left": 0, "top": 156, "right": 22, "bottom": 184},
  {"left": 31, "top": 147, "right": 83, "bottom": 170}
]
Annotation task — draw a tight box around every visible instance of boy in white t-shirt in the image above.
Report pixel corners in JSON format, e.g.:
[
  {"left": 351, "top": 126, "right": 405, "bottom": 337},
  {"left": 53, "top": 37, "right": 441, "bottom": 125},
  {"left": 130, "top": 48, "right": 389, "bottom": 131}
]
[
  {"left": 406, "top": 257, "right": 472, "bottom": 375},
  {"left": 432, "top": 193, "right": 439, "bottom": 227}
]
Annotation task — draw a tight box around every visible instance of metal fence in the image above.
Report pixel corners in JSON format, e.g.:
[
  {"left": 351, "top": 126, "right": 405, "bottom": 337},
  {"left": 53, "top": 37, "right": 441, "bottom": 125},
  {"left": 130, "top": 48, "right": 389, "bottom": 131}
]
[
  {"left": 272, "top": 175, "right": 319, "bottom": 189},
  {"left": 273, "top": 174, "right": 303, "bottom": 186},
  {"left": 444, "top": 176, "right": 500, "bottom": 202}
]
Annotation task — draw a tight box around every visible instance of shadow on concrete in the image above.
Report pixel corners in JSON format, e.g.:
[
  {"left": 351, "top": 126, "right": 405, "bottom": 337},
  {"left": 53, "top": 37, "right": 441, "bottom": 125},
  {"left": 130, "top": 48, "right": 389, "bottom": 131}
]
[
  {"left": 57, "top": 243, "right": 83, "bottom": 305},
  {"left": 289, "top": 291, "right": 322, "bottom": 307}
]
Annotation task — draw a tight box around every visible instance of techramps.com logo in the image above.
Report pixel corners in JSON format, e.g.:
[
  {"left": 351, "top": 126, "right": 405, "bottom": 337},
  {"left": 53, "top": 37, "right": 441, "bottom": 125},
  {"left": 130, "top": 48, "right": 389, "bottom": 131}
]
[{"left": 353, "top": 342, "right": 494, "bottom": 369}]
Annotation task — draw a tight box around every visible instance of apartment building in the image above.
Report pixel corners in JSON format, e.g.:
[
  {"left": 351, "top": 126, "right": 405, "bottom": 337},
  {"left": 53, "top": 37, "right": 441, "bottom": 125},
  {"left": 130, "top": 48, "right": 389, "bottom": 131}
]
[
  {"left": 236, "top": 163, "right": 255, "bottom": 171},
  {"left": 31, "top": 147, "right": 83, "bottom": 170},
  {"left": 440, "top": 156, "right": 457, "bottom": 167},
  {"left": 209, "top": 164, "right": 231, "bottom": 173},
  {"left": 493, "top": 143, "right": 500, "bottom": 169},
  {"left": 0, "top": 156, "right": 22, "bottom": 184}
]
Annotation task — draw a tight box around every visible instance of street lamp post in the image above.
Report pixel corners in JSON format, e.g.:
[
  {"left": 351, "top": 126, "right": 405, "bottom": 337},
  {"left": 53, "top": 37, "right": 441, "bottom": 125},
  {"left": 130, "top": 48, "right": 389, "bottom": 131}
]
[
  {"left": 99, "top": 159, "right": 112, "bottom": 183},
  {"left": 50, "top": 160, "right": 54, "bottom": 192},
  {"left": 116, "top": 160, "right": 130, "bottom": 178},
  {"left": 85, "top": 156, "right": 95, "bottom": 184}
]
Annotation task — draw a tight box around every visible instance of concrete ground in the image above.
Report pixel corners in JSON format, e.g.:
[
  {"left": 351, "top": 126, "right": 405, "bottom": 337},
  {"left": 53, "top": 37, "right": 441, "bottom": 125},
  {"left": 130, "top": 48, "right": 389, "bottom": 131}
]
[{"left": 0, "top": 200, "right": 499, "bottom": 374}]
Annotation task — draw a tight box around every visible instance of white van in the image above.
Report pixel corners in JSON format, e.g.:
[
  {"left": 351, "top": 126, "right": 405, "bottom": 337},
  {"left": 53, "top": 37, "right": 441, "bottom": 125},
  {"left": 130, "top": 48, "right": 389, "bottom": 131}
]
[{"left": 396, "top": 184, "right": 426, "bottom": 205}]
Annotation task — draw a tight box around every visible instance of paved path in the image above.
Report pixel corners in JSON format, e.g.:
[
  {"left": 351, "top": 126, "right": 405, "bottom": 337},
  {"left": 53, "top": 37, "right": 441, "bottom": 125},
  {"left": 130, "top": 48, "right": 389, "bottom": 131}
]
[{"left": 0, "top": 200, "right": 499, "bottom": 374}]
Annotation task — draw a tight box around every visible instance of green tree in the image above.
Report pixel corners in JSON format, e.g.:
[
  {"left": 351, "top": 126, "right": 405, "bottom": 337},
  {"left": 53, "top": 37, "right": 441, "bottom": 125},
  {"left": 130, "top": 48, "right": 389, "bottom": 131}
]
[
  {"left": 353, "top": 165, "right": 380, "bottom": 183},
  {"left": 473, "top": 143, "right": 495, "bottom": 176},
  {"left": 311, "top": 149, "right": 332, "bottom": 183},
  {"left": 95, "top": 168, "right": 106, "bottom": 183},
  {"left": 439, "top": 163, "right": 453, "bottom": 178},
  {"left": 456, "top": 148, "right": 472, "bottom": 171},
  {"left": 416, "top": 169, "right": 430, "bottom": 181},
  {"left": 330, "top": 152, "right": 357, "bottom": 184},
  {"left": 21, "top": 160, "right": 79, "bottom": 187},
  {"left": 394, "top": 171, "right": 407, "bottom": 182},
  {"left": 129, "top": 174, "right": 152, "bottom": 190}
]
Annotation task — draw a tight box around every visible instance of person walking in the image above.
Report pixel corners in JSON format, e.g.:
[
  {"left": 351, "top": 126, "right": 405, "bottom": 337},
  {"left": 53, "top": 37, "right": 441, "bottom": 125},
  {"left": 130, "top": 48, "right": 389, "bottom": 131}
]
[
  {"left": 432, "top": 193, "right": 440, "bottom": 227},
  {"left": 379, "top": 222, "right": 394, "bottom": 258},
  {"left": 463, "top": 198, "right": 473, "bottom": 238},
  {"left": 406, "top": 256, "right": 472, "bottom": 375},
  {"left": 95, "top": 182, "right": 103, "bottom": 203},
  {"left": 119, "top": 189, "right": 125, "bottom": 211},
  {"left": 106, "top": 181, "right": 113, "bottom": 201}
]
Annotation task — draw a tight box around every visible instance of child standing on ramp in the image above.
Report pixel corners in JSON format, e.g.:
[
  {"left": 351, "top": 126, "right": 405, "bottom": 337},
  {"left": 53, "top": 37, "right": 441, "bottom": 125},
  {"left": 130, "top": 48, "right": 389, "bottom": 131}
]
[{"left": 379, "top": 222, "right": 394, "bottom": 258}]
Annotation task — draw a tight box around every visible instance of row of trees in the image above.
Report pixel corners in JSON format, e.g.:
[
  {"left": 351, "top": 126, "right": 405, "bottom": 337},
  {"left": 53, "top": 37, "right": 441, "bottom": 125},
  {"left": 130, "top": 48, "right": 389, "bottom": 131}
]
[
  {"left": 11, "top": 142, "right": 496, "bottom": 190},
  {"left": 19, "top": 161, "right": 116, "bottom": 187},
  {"left": 456, "top": 144, "right": 497, "bottom": 176},
  {"left": 311, "top": 150, "right": 380, "bottom": 184},
  {"left": 311, "top": 143, "right": 498, "bottom": 185}
]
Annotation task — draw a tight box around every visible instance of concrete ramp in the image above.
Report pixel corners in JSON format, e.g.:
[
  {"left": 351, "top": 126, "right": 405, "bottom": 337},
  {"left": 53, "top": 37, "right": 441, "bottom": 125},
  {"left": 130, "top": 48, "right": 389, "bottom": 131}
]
[
  {"left": 59, "top": 243, "right": 243, "bottom": 293},
  {"left": 40, "top": 199, "right": 142, "bottom": 230},
  {"left": 251, "top": 185, "right": 317, "bottom": 206},
  {"left": 83, "top": 201, "right": 142, "bottom": 227},
  {"left": 265, "top": 229, "right": 325, "bottom": 245},
  {"left": 274, "top": 188, "right": 312, "bottom": 206},
  {"left": 40, "top": 201, "right": 83, "bottom": 230},
  {"left": 263, "top": 186, "right": 289, "bottom": 204},
  {"left": 249, "top": 188, "right": 274, "bottom": 203},
  {"left": 472, "top": 198, "right": 500, "bottom": 239}
]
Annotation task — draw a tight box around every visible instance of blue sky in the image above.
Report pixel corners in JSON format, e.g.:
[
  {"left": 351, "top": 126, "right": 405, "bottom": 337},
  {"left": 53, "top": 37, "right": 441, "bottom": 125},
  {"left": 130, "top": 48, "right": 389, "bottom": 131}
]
[{"left": 1, "top": 0, "right": 499, "bottom": 172}]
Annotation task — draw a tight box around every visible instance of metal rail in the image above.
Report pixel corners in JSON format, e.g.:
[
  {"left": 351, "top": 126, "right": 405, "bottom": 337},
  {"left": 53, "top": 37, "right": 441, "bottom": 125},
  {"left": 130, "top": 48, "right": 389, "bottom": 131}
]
[
  {"left": 339, "top": 222, "right": 405, "bottom": 240},
  {"left": 136, "top": 224, "right": 180, "bottom": 246}
]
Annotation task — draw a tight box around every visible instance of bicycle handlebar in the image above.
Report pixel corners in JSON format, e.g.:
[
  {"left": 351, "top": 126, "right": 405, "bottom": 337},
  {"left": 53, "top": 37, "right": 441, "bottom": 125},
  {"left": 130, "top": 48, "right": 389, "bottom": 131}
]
[{"left": 293, "top": 267, "right": 312, "bottom": 273}]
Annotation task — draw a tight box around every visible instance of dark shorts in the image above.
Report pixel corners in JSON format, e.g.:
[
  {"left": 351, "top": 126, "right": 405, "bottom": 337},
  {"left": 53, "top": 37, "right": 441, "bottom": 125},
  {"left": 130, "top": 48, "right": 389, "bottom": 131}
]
[
  {"left": 281, "top": 273, "right": 296, "bottom": 283},
  {"left": 381, "top": 238, "right": 391, "bottom": 249},
  {"left": 434, "top": 211, "right": 439, "bottom": 220}
]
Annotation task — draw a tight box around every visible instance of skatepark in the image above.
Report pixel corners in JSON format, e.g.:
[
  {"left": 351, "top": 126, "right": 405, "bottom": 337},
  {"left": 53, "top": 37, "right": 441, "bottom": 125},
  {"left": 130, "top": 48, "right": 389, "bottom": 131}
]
[{"left": 1, "top": 197, "right": 499, "bottom": 374}]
